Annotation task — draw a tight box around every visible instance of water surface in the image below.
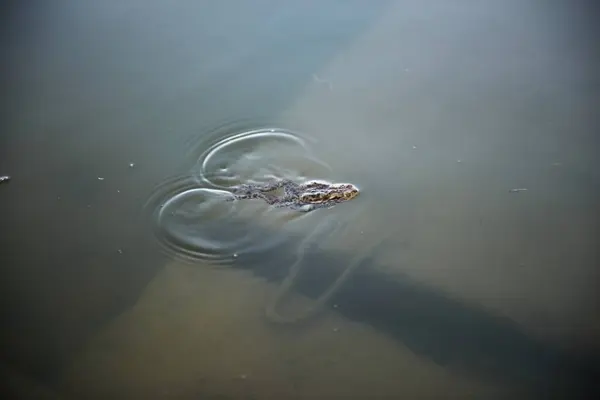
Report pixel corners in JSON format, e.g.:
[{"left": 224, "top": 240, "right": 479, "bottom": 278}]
[{"left": 1, "top": 1, "right": 598, "bottom": 398}]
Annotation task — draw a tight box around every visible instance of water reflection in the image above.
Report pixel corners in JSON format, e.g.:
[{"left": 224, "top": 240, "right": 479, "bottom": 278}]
[
  {"left": 145, "top": 124, "right": 374, "bottom": 327},
  {"left": 146, "top": 125, "right": 346, "bottom": 264},
  {"left": 2, "top": 0, "right": 598, "bottom": 398}
]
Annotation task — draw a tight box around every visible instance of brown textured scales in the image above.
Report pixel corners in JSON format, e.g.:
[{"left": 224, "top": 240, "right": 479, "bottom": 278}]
[{"left": 227, "top": 179, "right": 359, "bottom": 212}]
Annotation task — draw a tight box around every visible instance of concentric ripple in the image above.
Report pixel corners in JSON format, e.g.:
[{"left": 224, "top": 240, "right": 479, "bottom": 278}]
[
  {"left": 145, "top": 174, "right": 289, "bottom": 263},
  {"left": 146, "top": 124, "right": 335, "bottom": 264},
  {"left": 193, "top": 127, "right": 332, "bottom": 189}
]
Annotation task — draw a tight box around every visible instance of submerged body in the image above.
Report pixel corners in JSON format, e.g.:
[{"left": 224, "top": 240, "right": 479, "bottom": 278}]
[{"left": 228, "top": 179, "right": 359, "bottom": 211}]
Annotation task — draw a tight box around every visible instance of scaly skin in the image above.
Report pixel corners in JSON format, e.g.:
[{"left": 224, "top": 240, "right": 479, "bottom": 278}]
[{"left": 227, "top": 179, "right": 359, "bottom": 212}]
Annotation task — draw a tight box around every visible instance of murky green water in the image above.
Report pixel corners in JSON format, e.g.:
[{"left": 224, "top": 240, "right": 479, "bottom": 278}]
[{"left": 1, "top": 1, "right": 598, "bottom": 398}]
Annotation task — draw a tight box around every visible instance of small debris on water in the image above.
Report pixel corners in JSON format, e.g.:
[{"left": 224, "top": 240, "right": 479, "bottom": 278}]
[
  {"left": 412, "top": 146, "right": 417, "bottom": 150},
  {"left": 117, "top": 249, "right": 123, "bottom": 254},
  {"left": 239, "top": 374, "right": 248, "bottom": 380},
  {"left": 333, "top": 304, "right": 339, "bottom": 309},
  {"left": 509, "top": 188, "right": 528, "bottom": 193},
  {"left": 129, "top": 163, "right": 135, "bottom": 168},
  {"left": 0, "top": 175, "right": 11, "bottom": 184},
  {"left": 456, "top": 159, "right": 462, "bottom": 163},
  {"left": 233, "top": 253, "right": 238, "bottom": 258},
  {"left": 97, "top": 177, "right": 105, "bottom": 181},
  {"left": 332, "top": 327, "right": 339, "bottom": 332}
]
